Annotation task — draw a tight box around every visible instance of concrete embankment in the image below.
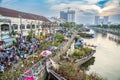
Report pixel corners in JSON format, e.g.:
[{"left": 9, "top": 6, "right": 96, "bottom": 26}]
[{"left": 52, "top": 32, "right": 77, "bottom": 62}]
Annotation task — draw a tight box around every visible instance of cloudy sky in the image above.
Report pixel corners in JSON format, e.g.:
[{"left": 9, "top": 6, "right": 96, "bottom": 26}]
[{"left": 0, "top": 0, "right": 120, "bottom": 24}]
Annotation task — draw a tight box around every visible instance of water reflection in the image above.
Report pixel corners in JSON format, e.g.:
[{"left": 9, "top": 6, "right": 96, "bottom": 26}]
[
  {"left": 95, "top": 30, "right": 107, "bottom": 38},
  {"left": 80, "top": 57, "right": 95, "bottom": 71},
  {"left": 83, "top": 29, "right": 120, "bottom": 80},
  {"left": 108, "top": 35, "right": 120, "bottom": 45},
  {"left": 94, "top": 29, "right": 120, "bottom": 45}
]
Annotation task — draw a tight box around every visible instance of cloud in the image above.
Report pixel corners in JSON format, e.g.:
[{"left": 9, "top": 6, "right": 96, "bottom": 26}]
[
  {"left": 50, "top": 0, "right": 120, "bottom": 16},
  {"left": 50, "top": 1, "right": 101, "bottom": 15},
  {"left": 49, "top": 0, "right": 120, "bottom": 24},
  {"left": 99, "top": 0, "right": 120, "bottom": 16}
]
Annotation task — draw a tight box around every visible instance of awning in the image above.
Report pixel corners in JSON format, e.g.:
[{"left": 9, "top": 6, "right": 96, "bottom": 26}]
[
  {"left": 3, "top": 38, "right": 16, "bottom": 43},
  {"left": 23, "top": 32, "right": 28, "bottom": 36}
]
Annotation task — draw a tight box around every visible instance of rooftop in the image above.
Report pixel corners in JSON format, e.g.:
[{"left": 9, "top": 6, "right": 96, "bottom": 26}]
[{"left": 0, "top": 7, "right": 50, "bottom": 22}]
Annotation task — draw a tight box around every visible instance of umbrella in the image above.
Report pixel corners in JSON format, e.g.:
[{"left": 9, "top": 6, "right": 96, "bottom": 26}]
[
  {"left": 48, "top": 46, "right": 57, "bottom": 51},
  {"left": 24, "top": 69, "right": 31, "bottom": 74},
  {"left": 64, "top": 36, "right": 68, "bottom": 40},
  {"left": 40, "top": 50, "right": 52, "bottom": 57},
  {"left": 24, "top": 76, "right": 34, "bottom": 80}
]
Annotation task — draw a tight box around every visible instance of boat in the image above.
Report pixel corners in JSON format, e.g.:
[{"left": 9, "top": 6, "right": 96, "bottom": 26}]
[{"left": 78, "top": 29, "right": 95, "bottom": 38}]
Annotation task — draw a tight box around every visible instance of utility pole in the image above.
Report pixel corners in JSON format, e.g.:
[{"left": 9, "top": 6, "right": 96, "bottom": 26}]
[{"left": 19, "top": 15, "right": 23, "bottom": 37}]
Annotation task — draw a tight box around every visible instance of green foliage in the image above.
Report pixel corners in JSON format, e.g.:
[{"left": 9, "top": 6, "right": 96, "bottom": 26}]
[
  {"left": 54, "top": 32, "right": 64, "bottom": 42},
  {"left": 60, "top": 22, "right": 75, "bottom": 28},
  {"left": 87, "top": 72, "right": 107, "bottom": 80},
  {"left": 96, "top": 24, "right": 120, "bottom": 29},
  {"left": 27, "top": 30, "right": 34, "bottom": 41},
  {"left": 53, "top": 41, "right": 61, "bottom": 46},
  {"left": 73, "top": 49, "right": 85, "bottom": 56},
  {"left": 10, "top": 30, "right": 18, "bottom": 36},
  {"left": 73, "top": 47, "right": 92, "bottom": 60},
  {"left": 82, "top": 47, "right": 92, "bottom": 53},
  {"left": 74, "top": 24, "right": 83, "bottom": 31},
  {"left": 59, "top": 62, "right": 77, "bottom": 77}
]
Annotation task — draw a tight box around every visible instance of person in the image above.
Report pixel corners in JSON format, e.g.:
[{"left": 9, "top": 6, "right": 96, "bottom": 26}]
[{"left": 0, "top": 64, "right": 4, "bottom": 73}]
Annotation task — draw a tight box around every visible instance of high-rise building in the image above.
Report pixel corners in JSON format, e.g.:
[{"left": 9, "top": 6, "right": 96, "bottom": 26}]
[
  {"left": 67, "top": 10, "right": 75, "bottom": 22},
  {"left": 95, "top": 16, "right": 109, "bottom": 25},
  {"left": 60, "top": 11, "right": 68, "bottom": 22},
  {"left": 103, "top": 16, "right": 109, "bottom": 25},
  {"left": 60, "top": 9, "right": 75, "bottom": 22},
  {"left": 95, "top": 16, "right": 100, "bottom": 25}
]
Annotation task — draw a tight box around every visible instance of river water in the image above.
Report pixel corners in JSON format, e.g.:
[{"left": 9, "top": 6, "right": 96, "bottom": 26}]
[{"left": 83, "top": 30, "right": 120, "bottom": 80}]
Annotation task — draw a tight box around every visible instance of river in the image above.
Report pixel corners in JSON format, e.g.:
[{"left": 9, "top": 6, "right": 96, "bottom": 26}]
[{"left": 82, "top": 30, "right": 120, "bottom": 80}]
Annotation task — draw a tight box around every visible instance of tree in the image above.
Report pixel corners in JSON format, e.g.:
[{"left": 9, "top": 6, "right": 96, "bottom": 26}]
[
  {"left": 10, "top": 30, "right": 18, "bottom": 37},
  {"left": 54, "top": 32, "right": 64, "bottom": 42},
  {"left": 60, "top": 22, "right": 76, "bottom": 28},
  {"left": 27, "top": 30, "right": 34, "bottom": 41}
]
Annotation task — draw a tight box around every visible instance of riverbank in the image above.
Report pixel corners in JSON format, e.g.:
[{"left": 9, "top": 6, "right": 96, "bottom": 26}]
[
  {"left": 82, "top": 29, "right": 120, "bottom": 80},
  {"left": 91, "top": 27, "right": 120, "bottom": 36}
]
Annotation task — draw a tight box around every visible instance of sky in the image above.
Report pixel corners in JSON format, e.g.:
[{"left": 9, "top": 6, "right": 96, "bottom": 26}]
[{"left": 0, "top": 0, "right": 120, "bottom": 24}]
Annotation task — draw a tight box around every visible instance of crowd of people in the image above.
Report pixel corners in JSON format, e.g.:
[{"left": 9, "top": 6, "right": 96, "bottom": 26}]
[
  {"left": 0, "top": 30, "right": 71, "bottom": 73},
  {"left": 0, "top": 38, "right": 41, "bottom": 73}
]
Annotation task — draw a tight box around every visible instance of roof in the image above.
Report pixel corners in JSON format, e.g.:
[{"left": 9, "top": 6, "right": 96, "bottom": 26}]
[{"left": 0, "top": 7, "right": 50, "bottom": 22}]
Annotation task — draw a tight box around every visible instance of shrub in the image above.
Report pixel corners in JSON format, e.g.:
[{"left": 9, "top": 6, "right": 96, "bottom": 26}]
[
  {"left": 83, "top": 47, "right": 92, "bottom": 53},
  {"left": 73, "top": 49, "right": 85, "bottom": 56},
  {"left": 59, "top": 62, "right": 77, "bottom": 78},
  {"left": 54, "top": 32, "right": 64, "bottom": 42},
  {"left": 87, "top": 72, "right": 107, "bottom": 80},
  {"left": 53, "top": 41, "right": 61, "bottom": 46}
]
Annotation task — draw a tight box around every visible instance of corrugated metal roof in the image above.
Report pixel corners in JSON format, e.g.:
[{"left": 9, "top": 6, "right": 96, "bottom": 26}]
[{"left": 0, "top": 7, "right": 50, "bottom": 22}]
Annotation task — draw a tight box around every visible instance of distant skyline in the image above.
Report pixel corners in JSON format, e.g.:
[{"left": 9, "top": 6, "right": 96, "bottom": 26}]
[{"left": 0, "top": 0, "right": 120, "bottom": 24}]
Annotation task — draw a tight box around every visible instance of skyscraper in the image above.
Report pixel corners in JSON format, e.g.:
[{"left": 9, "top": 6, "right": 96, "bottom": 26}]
[
  {"left": 60, "top": 9, "right": 75, "bottom": 22},
  {"left": 95, "top": 16, "right": 109, "bottom": 25},
  {"left": 67, "top": 10, "right": 75, "bottom": 22},
  {"left": 103, "top": 16, "right": 109, "bottom": 25},
  {"left": 60, "top": 11, "right": 68, "bottom": 22},
  {"left": 95, "top": 16, "right": 100, "bottom": 25}
]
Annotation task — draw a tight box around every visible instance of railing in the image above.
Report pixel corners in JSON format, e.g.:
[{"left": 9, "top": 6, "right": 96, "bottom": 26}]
[
  {"left": 49, "top": 70, "right": 66, "bottom": 80},
  {"left": 18, "top": 61, "right": 46, "bottom": 80}
]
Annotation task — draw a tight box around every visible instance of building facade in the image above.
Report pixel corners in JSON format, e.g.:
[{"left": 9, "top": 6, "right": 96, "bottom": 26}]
[
  {"left": 95, "top": 16, "right": 100, "bottom": 25},
  {"left": 60, "top": 10, "right": 75, "bottom": 22},
  {"left": 94, "top": 16, "right": 109, "bottom": 25},
  {"left": 0, "top": 7, "right": 57, "bottom": 37}
]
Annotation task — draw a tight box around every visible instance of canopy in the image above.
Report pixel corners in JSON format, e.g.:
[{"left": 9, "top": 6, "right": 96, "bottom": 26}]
[
  {"left": 64, "top": 36, "right": 68, "bottom": 40},
  {"left": 24, "top": 76, "right": 34, "bottom": 80},
  {"left": 24, "top": 69, "right": 31, "bottom": 75},
  {"left": 3, "top": 38, "right": 15, "bottom": 43},
  {"left": 40, "top": 50, "right": 52, "bottom": 57}
]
